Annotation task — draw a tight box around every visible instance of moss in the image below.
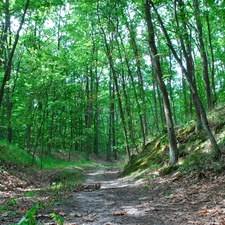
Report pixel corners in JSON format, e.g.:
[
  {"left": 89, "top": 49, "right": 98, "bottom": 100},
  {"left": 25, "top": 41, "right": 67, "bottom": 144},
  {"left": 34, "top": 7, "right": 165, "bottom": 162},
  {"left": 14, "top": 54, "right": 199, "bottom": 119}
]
[
  {"left": 122, "top": 106, "right": 225, "bottom": 178},
  {"left": 123, "top": 136, "right": 169, "bottom": 176},
  {"left": 159, "top": 165, "right": 179, "bottom": 175}
]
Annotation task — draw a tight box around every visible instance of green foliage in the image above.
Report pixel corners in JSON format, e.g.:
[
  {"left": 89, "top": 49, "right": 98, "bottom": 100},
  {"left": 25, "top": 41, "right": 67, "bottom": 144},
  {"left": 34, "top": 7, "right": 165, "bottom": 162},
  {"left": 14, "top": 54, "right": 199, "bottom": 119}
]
[
  {"left": 24, "top": 191, "right": 38, "bottom": 198},
  {"left": 50, "top": 213, "right": 64, "bottom": 225},
  {"left": 2, "top": 211, "right": 16, "bottom": 218},
  {"left": 0, "top": 142, "right": 32, "bottom": 167},
  {"left": 7, "top": 199, "right": 17, "bottom": 206},
  {"left": 122, "top": 136, "right": 168, "bottom": 176},
  {"left": 142, "top": 185, "right": 149, "bottom": 190},
  {"left": 122, "top": 107, "right": 225, "bottom": 177},
  {"left": 1, "top": 0, "right": 225, "bottom": 178},
  {"left": 0, "top": 206, "right": 8, "bottom": 211},
  {"left": 165, "top": 190, "right": 173, "bottom": 196},
  {"left": 160, "top": 165, "right": 179, "bottom": 175},
  {"left": 0, "top": 141, "right": 96, "bottom": 172},
  {"left": 16, "top": 202, "right": 39, "bottom": 225},
  {"left": 8, "top": 202, "right": 64, "bottom": 225}
]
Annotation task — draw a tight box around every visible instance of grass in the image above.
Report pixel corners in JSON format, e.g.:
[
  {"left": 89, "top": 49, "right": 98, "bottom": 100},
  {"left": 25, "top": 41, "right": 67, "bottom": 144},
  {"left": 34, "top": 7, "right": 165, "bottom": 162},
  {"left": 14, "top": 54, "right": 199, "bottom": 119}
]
[
  {"left": 0, "top": 140, "right": 117, "bottom": 194},
  {"left": 0, "top": 141, "right": 32, "bottom": 167},
  {"left": 0, "top": 140, "right": 108, "bottom": 194},
  {"left": 0, "top": 140, "right": 100, "bottom": 171}
]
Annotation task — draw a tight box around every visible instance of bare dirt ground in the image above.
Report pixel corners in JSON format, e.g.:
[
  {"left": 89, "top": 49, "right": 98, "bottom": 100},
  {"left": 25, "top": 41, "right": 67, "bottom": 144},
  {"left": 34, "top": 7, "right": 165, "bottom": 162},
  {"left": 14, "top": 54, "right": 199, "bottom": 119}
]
[
  {"left": 1, "top": 166, "right": 225, "bottom": 225},
  {"left": 54, "top": 168, "right": 225, "bottom": 225}
]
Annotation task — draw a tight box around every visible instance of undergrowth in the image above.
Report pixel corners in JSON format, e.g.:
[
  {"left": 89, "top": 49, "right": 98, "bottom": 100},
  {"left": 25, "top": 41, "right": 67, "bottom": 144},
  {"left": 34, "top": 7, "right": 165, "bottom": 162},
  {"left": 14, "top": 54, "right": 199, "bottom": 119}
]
[
  {"left": 8, "top": 202, "right": 64, "bottom": 225},
  {"left": 122, "top": 107, "right": 225, "bottom": 178},
  {"left": 0, "top": 140, "right": 99, "bottom": 171}
]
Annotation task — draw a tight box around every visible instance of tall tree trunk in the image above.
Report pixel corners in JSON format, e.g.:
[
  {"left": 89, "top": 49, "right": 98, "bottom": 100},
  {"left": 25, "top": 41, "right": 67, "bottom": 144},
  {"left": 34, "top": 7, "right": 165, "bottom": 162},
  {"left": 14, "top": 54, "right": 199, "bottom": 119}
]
[
  {"left": 85, "top": 69, "right": 93, "bottom": 160},
  {"left": 111, "top": 89, "right": 117, "bottom": 160},
  {"left": 145, "top": 0, "right": 178, "bottom": 165},
  {"left": 118, "top": 33, "right": 146, "bottom": 147},
  {"left": 107, "top": 79, "right": 113, "bottom": 161},
  {"left": 152, "top": 0, "right": 221, "bottom": 160},
  {"left": 69, "top": 109, "right": 74, "bottom": 161},
  {"left": 124, "top": 16, "right": 148, "bottom": 140},
  {"left": 174, "top": 0, "right": 202, "bottom": 131},
  {"left": 152, "top": 76, "right": 160, "bottom": 133},
  {"left": 168, "top": 51, "right": 177, "bottom": 124},
  {"left": 115, "top": 15, "right": 139, "bottom": 153},
  {"left": 6, "top": 87, "right": 12, "bottom": 142},
  {"left": 180, "top": 51, "right": 189, "bottom": 119},
  {"left": 0, "top": 0, "right": 30, "bottom": 106},
  {"left": 206, "top": 12, "right": 216, "bottom": 107},
  {"left": 193, "top": 0, "right": 212, "bottom": 109},
  {"left": 97, "top": 3, "right": 131, "bottom": 160},
  {"left": 93, "top": 76, "right": 99, "bottom": 156}
]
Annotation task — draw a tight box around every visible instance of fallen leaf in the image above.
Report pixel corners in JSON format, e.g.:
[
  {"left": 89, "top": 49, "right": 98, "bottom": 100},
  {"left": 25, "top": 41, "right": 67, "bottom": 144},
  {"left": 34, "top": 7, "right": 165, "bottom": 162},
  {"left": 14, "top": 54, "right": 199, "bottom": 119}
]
[
  {"left": 113, "top": 211, "right": 126, "bottom": 216},
  {"left": 82, "top": 216, "right": 95, "bottom": 222},
  {"left": 197, "top": 209, "right": 208, "bottom": 215}
]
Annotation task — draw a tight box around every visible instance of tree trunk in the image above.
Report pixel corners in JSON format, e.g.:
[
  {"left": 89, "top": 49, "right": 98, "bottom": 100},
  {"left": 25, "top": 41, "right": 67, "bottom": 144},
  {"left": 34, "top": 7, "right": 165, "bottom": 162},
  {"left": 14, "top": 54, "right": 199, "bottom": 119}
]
[
  {"left": 0, "top": 0, "right": 30, "bottom": 106},
  {"left": 107, "top": 79, "right": 113, "bottom": 161},
  {"left": 206, "top": 12, "right": 216, "bottom": 107},
  {"left": 174, "top": 0, "right": 202, "bottom": 131},
  {"left": 118, "top": 33, "right": 146, "bottom": 147},
  {"left": 85, "top": 68, "right": 93, "bottom": 160},
  {"left": 97, "top": 3, "right": 131, "bottom": 160},
  {"left": 125, "top": 16, "right": 148, "bottom": 140},
  {"left": 193, "top": 0, "right": 212, "bottom": 109},
  {"left": 152, "top": 1, "right": 221, "bottom": 160},
  {"left": 145, "top": 0, "right": 178, "bottom": 165},
  {"left": 6, "top": 88, "right": 12, "bottom": 142}
]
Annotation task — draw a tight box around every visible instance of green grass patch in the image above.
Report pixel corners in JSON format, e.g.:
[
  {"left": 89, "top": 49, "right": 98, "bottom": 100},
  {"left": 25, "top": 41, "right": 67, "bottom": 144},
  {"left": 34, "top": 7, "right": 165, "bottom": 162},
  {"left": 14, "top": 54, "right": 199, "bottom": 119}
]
[
  {"left": 0, "top": 141, "right": 102, "bottom": 172},
  {"left": 0, "top": 206, "right": 8, "bottom": 211},
  {"left": 7, "top": 199, "right": 17, "bottom": 206},
  {"left": 0, "top": 141, "right": 32, "bottom": 167}
]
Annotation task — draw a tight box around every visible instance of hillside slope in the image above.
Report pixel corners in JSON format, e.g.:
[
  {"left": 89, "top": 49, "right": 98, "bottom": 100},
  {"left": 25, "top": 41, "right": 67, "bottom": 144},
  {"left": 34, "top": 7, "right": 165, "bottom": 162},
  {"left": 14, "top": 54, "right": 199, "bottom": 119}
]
[{"left": 123, "top": 105, "right": 225, "bottom": 177}]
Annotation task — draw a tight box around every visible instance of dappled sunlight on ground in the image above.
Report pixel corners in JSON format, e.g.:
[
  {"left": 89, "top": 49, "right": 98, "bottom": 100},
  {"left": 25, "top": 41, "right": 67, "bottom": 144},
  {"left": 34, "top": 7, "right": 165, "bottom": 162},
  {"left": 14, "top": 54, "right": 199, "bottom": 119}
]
[
  {"left": 53, "top": 167, "right": 225, "bottom": 224},
  {"left": 1, "top": 165, "right": 225, "bottom": 224}
]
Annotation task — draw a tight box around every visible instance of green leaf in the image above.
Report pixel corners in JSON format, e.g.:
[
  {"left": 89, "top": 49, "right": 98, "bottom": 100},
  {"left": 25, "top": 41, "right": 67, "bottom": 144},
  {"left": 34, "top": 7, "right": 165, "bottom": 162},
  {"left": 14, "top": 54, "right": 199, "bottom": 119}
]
[
  {"left": 50, "top": 213, "right": 64, "bottom": 225},
  {"left": 1, "top": 211, "right": 14, "bottom": 217},
  {"left": 7, "top": 199, "right": 17, "bottom": 206},
  {"left": 17, "top": 202, "right": 39, "bottom": 225},
  {"left": 205, "top": 0, "right": 214, "bottom": 6},
  {"left": 24, "top": 202, "right": 39, "bottom": 218}
]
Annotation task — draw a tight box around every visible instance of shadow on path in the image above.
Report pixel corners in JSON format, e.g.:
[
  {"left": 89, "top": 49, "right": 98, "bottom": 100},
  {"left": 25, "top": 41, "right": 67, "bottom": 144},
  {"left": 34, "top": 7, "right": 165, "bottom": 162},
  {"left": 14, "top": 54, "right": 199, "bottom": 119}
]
[
  {"left": 54, "top": 167, "right": 225, "bottom": 225},
  {"left": 57, "top": 167, "right": 164, "bottom": 225}
]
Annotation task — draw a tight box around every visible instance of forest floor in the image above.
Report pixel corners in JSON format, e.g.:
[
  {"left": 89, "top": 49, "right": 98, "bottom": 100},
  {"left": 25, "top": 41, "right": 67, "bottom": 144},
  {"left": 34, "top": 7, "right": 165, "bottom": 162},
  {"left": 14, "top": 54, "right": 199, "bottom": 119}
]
[{"left": 1, "top": 165, "right": 225, "bottom": 225}]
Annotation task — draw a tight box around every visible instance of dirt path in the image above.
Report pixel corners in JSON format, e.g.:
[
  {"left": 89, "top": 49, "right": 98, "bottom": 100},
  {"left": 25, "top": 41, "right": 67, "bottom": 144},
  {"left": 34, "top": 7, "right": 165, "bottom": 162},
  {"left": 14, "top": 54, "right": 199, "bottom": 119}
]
[
  {"left": 2, "top": 167, "right": 225, "bottom": 224},
  {"left": 50, "top": 168, "right": 225, "bottom": 225},
  {"left": 55, "top": 168, "right": 156, "bottom": 225}
]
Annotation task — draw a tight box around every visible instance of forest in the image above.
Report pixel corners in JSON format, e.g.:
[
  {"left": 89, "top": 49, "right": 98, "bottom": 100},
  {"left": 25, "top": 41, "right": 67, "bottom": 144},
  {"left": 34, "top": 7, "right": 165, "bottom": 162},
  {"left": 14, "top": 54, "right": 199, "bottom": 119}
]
[
  {"left": 1, "top": 0, "right": 225, "bottom": 224},
  {"left": 1, "top": 0, "right": 225, "bottom": 163}
]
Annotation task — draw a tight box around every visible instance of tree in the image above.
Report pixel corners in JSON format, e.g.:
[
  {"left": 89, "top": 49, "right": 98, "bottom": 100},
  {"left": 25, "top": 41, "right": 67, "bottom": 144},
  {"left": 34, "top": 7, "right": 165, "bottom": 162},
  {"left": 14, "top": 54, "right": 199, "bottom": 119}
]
[
  {"left": 150, "top": 0, "right": 221, "bottom": 160},
  {"left": 144, "top": 0, "right": 178, "bottom": 165},
  {"left": 0, "top": 0, "right": 30, "bottom": 106}
]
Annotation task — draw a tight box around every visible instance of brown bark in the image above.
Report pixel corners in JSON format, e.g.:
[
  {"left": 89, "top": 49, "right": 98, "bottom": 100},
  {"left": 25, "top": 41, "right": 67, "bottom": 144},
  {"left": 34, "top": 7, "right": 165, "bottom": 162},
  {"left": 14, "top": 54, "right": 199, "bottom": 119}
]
[
  {"left": 145, "top": 0, "right": 178, "bottom": 165},
  {"left": 118, "top": 33, "right": 146, "bottom": 147},
  {"left": 97, "top": 2, "right": 131, "bottom": 160},
  {"left": 151, "top": 1, "right": 221, "bottom": 160},
  {"left": 193, "top": 0, "right": 212, "bottom": 109},
  {"left": 206, "top": 12, "right": 216, "bottom": 106},
  {"left": 174, "top": 0, "right": 202, "bottom": 131}
]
